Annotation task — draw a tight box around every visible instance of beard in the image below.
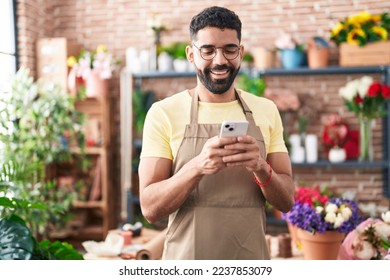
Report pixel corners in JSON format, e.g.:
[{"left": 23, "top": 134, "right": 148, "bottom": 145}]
[{"left": 195, "top": 64, "right": 240, "bottom": 95}]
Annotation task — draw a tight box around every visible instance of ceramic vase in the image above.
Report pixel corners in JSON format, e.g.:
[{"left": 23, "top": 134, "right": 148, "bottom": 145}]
[
  {"left": 328, "top": 147, "right": 346, "bottom": 163},
  {"left": 297, "top": 229, "right": 345, "bottom": 260}
]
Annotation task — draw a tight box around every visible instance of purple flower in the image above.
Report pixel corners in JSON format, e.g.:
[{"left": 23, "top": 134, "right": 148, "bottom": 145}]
[{"left": 285, "top": 197, "right": 362, "bottom": 234}]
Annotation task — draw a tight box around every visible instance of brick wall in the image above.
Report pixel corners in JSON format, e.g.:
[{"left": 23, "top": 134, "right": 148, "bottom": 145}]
[{"left": 16, "top": 0, "right": 390, "bottom": 222}]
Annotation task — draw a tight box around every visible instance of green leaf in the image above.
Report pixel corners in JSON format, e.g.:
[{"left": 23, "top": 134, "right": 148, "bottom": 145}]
[{"left": 0, "top": 217, "right": 34, "bottom": 260}]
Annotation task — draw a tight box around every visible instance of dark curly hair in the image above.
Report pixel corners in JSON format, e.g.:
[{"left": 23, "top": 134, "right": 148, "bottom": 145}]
[{"left": 189, "top": 6, "right": 242, "bottom": 42}]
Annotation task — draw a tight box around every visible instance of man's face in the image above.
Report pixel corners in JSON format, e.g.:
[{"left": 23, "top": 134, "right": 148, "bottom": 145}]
[{"left": 188, "top": 27, "right": 243, "bottom": 94}]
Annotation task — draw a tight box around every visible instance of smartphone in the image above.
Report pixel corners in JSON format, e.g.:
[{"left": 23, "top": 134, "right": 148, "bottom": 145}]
[{"left": 219, "top": 120, "right": 249, "bottom": 138}]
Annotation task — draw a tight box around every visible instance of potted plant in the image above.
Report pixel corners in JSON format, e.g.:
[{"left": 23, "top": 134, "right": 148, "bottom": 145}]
[
  {"left": 321, "top": 114, "right": 349, "bottom": 163},
  {"left": 67, "top": 44, "right": 120, "bottom": 97},
  {"left": 284, "top": 185, "right": 362, "bottom": 259},
  {"left": 0, "top": 158, "right": 84, "bottom": 260},
  {"left": 241, "top": 51, "right": 254, "bottom": 70},
  {"left": 171, "top": 42, "right": 190, "bottom": 72},
  {"left": 274, "top": 33, "right": 306, "bottom": 69},
  {"left": 0, "top": 68, "right": 86, "bottom": 240},
  {"left": 236, "top": 73, "right": 265, "bottom": 97},
  {"left": 330, "top": 11, "right": 390, "bottom": 66}
]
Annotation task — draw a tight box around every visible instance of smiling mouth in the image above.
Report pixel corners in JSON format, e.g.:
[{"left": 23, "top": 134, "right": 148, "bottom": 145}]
[{"left": 210, "top": 68, "right": 230, "bottom": 77}]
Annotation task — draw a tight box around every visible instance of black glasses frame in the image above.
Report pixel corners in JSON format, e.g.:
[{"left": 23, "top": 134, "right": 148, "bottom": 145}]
[{"left": 192, "top": 43, "right": 241, "bottom": 61}]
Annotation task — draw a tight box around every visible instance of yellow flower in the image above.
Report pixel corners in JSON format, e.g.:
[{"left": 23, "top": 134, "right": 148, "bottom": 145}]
[
  {"left": 347, "top": 11, "right": 371, "bottom": 25},
  {"left": 371, "top": 14, "right": 382, "bottom": 23},
  {"left": 347, "top": 28, "right": 366, "bottom": 45},
  {"left": 96, "top": 44, "right": 107, "bottom": 53},
  {"left": 372, "top": 26, "right": 388, "bottom": 40},
  {"left": 331, "top": 22, "right": 345, "bottom": 37},
  {"left": 330, "top": 11, "right": 390, "bottom": 46},
  {"left": 67, "top": 56, "right": 77, "bottom": 67}
]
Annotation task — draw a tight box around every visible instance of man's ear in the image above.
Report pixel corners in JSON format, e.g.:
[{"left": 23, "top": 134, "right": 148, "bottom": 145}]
[{"left": 186, "top": 45, "right": 194, "bottom": 62}]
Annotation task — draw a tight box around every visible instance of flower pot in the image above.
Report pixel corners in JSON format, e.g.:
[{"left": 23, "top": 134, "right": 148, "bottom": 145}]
[
  {"left": 297, "top": 229, "right": 345, "bottom": 260},
  {"left": 281, "top": 49, "right": 305, "bottom": 69},
  {"left": 308, "top": 47, "right": 329, "bottom": 69},
  {"left": 173, "top": 59, "right": 189, "bottom": 72},
  {"left": 339, "top": 41, "right": 390, "bottom": 67},
  {"left": 85, "top": 71, "right": 109, "bottom": 97},
  {"left": 307, "top": 38, "right": 330, "bottom": 69},
  {"left": 328, "top": 147, "right": 346, "bottom": 163}
]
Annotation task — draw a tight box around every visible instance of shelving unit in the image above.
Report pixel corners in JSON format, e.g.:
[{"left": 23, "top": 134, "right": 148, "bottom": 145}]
[
  {"left": 52, "top": 95, "right": 115, "bottom": 241},
  {"left": 258, "top": 65, "right": 390, "bottom": 198},
  {"left": 120, "top": 65, "right": 390, "bottom": 223}
]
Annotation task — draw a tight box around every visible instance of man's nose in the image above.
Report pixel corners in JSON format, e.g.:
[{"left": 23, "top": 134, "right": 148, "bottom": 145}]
[{"left": 213, "top": 48, "right": 228, "bottom": 64}]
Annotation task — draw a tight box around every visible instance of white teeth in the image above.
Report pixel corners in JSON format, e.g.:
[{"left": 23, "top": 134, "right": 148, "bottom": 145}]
[{"left": 211, "top": 70, "right": 228, "bottom": 75}]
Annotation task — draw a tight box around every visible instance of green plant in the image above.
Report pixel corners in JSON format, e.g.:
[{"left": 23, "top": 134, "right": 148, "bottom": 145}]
[
  {"left": 330, "top": 11, "right": 390, "bottom": 46},
  {"left": 0, "top": 68, "right": 86, "bottom": 238},
  {"left": 160, "top": 42, "right": 188, "bottom": 60},
  {"left": 236, "top": 73, "right": 266, "bottom": 97},
  {"left": 0, "top": 159, "right": 83, "bottom": 260},
  {"left": 132, "top": 89, "right": 155, "bottom": 134},
  {"left": 243, "top": 52, "right": 254, "bottom": 63}
]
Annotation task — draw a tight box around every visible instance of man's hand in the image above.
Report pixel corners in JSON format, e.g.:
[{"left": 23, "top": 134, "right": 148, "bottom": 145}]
[
  {"left": 192, "top": 136, "right": 243, "bottom": 175},
  {"left": 221, "top": 135, "right": 265, "bottom": 172}
]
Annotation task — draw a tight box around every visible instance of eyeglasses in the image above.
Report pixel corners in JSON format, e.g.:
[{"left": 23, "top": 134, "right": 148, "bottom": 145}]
[{"left": 192, "top": 44, "right": 241, "bottom": 61}]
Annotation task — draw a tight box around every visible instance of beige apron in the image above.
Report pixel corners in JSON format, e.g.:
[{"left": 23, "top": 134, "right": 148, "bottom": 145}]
[{"left": 162, "top": 90, "right": 269, "bottom": 260}]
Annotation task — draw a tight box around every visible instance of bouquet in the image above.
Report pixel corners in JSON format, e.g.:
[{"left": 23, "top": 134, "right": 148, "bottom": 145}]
[
  {"left": 285, "top": 186, "right": 362, "bottom": 234},
  {"left": 330, "top": 11, "right": 390, "bottom": 46},
  {"left": 339, "top": 76, "right": 390, "bottom": 120},
  {"left": 338, "top": 211, "right": 390, "bottom": 260},
  {"left": 67, "top": 44, "right": 119, "bottom": 80}
]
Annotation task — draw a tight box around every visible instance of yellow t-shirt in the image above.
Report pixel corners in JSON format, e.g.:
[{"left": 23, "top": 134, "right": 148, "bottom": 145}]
[{"left": 140, "top": 89, "right": 287, "bottom": 161}]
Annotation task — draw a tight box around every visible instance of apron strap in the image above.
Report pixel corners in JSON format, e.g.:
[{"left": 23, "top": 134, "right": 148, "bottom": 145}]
[{"left": 190, "top": 90, "right": 199, "bottom": 125}]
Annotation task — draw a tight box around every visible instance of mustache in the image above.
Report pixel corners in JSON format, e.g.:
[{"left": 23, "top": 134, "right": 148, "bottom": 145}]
[{"left": 210, "top": 65, "right": 231, "bottom": 71}]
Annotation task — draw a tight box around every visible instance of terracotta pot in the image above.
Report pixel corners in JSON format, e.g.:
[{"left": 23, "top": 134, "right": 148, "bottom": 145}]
[
  {"left": 86, "top": 71, "right": 109, "bottom": 97},
  {"left": 307, "top": 47, "right": 329, "bottom": 69},
  {"left": 297, "top": 228, "right": 345, "bottom": 260}
]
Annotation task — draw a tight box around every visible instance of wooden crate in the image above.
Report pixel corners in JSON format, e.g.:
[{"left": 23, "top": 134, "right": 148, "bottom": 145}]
[{"left": 339, "top": 41, "right": 390, "bottom": 67}]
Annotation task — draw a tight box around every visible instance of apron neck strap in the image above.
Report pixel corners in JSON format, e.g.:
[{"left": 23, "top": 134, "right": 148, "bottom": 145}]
[{"left": 190, "top": 89, "right": 256, "bottom": 125}]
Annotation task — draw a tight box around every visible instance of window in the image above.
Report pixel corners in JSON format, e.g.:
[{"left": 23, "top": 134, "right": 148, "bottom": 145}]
[{"left": 0, "top": 0, "right": 17, "bottom": 91}]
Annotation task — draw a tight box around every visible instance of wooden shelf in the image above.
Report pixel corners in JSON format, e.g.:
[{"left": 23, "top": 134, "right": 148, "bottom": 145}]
[
  {"left": 73, "top": 200, "right": 105, "bottom": 209},
  {"left": 52, "top": 94, "right": 115, "bottom": 242}
]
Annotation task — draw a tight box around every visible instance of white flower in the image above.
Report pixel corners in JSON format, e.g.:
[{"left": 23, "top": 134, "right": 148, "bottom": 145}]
[
  {"left": 275, "top": 33, "right": 296, "bottom": 49},
  {"left": 334, "top": 213, "right": 345, "bottom": 228},
  {"left": 341, "top": 206, "right": 353, "bottom": 220},
  {"left": 374, "top": 222, "right": 390, "bottom": 238},
  {"left": 325, "top": 203, "right": 338, "bottom": 213},
  {"left": 353, "top": 239, "right": 377, "bottom": 260},
  {"left": 325, "top": 212, "right": 337, "bottom": 223},
  {"left": 382, "top": 211, "right": 390, "bottom": 224},
  {"left": 357, "top": 76, "right": 374, "bottom": 98},
  {"left": 339, "top": 80, "right": 359, "bottom": 101},
  {"left": 315, "top": 206, "right": 324, "bottom": 214}
]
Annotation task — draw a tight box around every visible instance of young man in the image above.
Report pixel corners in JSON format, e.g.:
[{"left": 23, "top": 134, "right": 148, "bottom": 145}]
[{"left": 138, "top": 6, "right": 295, "bottom": 260}]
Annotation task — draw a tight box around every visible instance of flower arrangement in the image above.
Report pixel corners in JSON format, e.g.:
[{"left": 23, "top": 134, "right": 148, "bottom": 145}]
[
  {"left": 285, "top": 185, "right": 362, "bottom": 234},
  {"left": 67, "top": 44, "right": 119, "bottom": 80},
  {"left": 338, "top": 211, "right": 390, "bottom": 260},
  {"left": 274, "top": 33, "right": 304, "bottom": 51},
  {"left": 330, "top": 11, "right": 390, "bottom": 46},
  {"left": 339, "top": 76, "right": 390, "bottom": 120},
  {"left": 321, "top": 114, "right": 349, "bottom": 149}
]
